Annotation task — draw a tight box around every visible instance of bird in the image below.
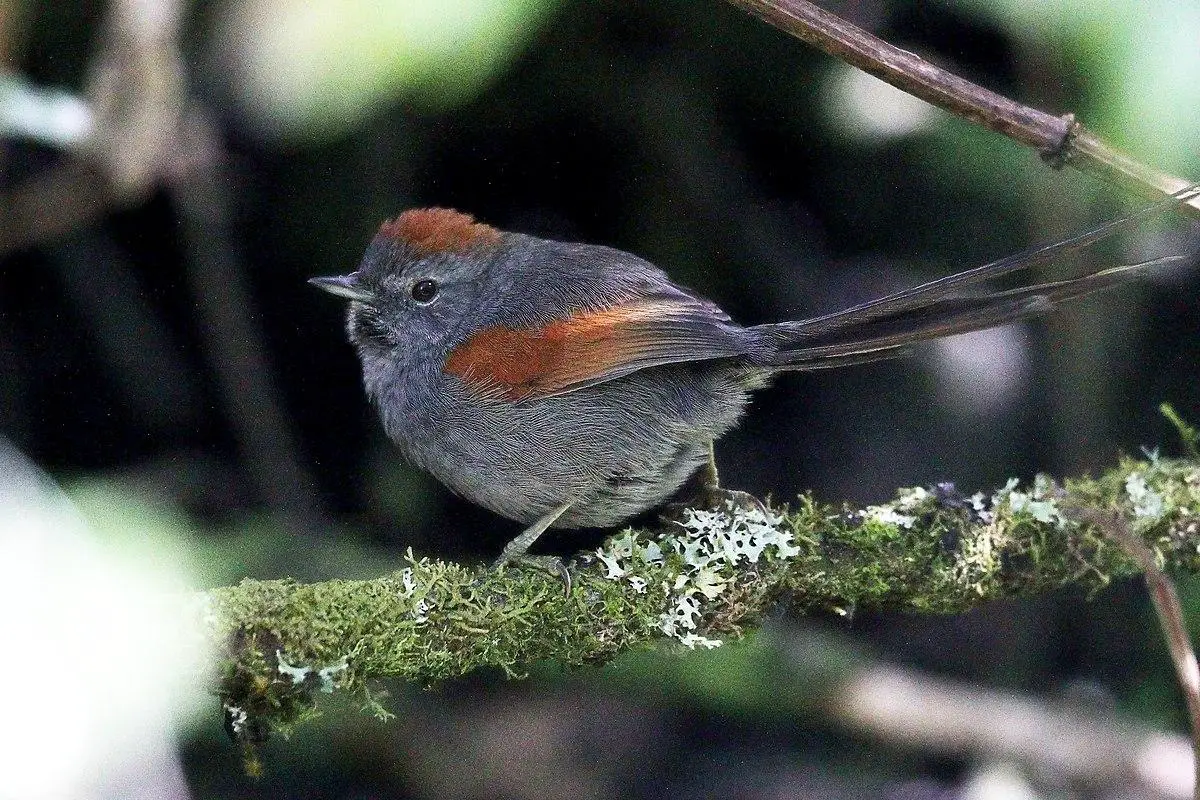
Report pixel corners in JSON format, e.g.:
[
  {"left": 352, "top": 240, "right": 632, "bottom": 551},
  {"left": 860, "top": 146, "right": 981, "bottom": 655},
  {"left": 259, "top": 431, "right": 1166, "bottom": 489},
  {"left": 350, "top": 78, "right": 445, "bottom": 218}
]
[{"left": 311, "top": 187, "right": 1196, "bottom": 565}]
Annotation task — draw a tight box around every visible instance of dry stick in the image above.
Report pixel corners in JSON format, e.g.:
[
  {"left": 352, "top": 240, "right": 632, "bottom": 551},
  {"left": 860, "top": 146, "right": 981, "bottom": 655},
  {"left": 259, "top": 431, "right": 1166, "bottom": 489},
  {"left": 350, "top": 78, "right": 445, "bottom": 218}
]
[
  {"left": 1070, "top": 507, "right": 1200, "bottom": 800},
  {"left": 752, "top": 621, "right": 1195, "bottom": 796},
  {"left": 724, "top": 0, "right": 1200, "bottom": 216},
  {"left": 831, "top": 661, "right": 1193, "bottom": 797}
]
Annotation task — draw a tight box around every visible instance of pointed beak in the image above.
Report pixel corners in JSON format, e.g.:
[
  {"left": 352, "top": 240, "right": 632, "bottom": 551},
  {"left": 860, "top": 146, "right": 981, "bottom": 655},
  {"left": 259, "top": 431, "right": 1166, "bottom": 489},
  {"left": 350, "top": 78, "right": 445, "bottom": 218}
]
[{"left": 308, "top": 274, "right": 375, "bottom": 303}]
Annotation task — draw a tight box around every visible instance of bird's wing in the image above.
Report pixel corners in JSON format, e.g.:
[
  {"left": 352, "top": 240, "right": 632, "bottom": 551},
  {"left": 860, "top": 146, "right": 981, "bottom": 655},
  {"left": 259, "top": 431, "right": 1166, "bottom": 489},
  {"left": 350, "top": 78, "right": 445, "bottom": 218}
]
[{"left": 443, "top": 288, "right": 753, "bottom": 401}]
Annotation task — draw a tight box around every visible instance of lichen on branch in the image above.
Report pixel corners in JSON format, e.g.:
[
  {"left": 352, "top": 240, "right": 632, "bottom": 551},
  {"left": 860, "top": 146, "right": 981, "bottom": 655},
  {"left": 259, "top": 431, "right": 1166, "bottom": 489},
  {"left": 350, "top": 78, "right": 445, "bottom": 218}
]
[{"left": 202, "top": 455, "right": 1200, "bottom": 746}]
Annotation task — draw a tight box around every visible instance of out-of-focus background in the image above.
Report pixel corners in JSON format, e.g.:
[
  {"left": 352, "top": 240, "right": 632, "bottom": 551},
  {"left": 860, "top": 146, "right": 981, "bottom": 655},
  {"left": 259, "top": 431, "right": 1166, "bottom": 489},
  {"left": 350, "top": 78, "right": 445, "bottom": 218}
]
[{"left": 2, "top": 0, "right": 1199, "bottom": 797}]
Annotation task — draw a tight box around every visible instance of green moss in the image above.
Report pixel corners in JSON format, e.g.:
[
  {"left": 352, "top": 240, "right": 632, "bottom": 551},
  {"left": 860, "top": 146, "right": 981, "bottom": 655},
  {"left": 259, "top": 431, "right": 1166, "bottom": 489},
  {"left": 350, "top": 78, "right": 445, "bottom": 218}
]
[{"left": 202, "top": 457, "right": 1200, "bottom": 762}]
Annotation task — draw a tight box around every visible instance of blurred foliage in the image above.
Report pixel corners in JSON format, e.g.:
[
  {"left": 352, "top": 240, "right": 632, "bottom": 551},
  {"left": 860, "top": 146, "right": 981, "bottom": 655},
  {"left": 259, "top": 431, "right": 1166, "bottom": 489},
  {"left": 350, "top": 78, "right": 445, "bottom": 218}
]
[
  {"left": 957, "top": 0, "right": 1200, "bottom": 171},
  {"left": 210, "top": 0, "right": 561, "bottom": 141},
  {"left": 4, "top": 0, "right": 1200, "bottom": 796}
]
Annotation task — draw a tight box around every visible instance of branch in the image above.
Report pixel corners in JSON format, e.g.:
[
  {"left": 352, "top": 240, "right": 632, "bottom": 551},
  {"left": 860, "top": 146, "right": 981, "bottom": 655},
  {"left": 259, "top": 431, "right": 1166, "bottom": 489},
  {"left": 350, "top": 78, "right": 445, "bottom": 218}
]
[
  {"left": 831, "top": 658, "right": 1195, "bottom": 797},
  {"left": 0, "top": 0, "right": 328, "bottom": 535},
  {"left": 1070, "top": 505, "right": 1200, "bottom": 799},
  {"left": 724, "top": 0, "right": 1200, "bottom": 216},
  {"left": 203, "top": 455, "right": 1200, "bottom": 745},
  {"left": 603, "top": 624, "right": 1194, "bottom": 796}
]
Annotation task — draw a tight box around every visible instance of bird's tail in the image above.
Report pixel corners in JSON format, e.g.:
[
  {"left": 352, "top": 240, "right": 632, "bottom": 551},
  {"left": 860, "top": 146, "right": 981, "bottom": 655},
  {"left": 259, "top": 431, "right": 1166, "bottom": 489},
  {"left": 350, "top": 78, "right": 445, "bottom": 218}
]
[{"left": 752, "top": 185, "right": 1198, "bottom": 372}]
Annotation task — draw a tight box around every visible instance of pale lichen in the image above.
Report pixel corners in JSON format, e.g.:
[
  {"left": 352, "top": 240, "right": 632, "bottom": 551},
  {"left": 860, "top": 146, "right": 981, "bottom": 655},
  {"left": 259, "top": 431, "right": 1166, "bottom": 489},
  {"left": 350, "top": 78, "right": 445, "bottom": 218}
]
[
  {"left": 589, "top": 503, "right": 800, "bottom": 649},
  {"left": 896, "top": 486, "right": 931, "bottom": 508},
  {"left": 1126, "top": 472, "right": 1166, "bottom": 522},
  {"left": 863, "top": 504, "right": 917, "bottom": 529},
  {"left": 276, "top": 651, "right": 348, "bottom": 694},
  {"left": 861, "top": 486, "right": 930, "bottom": 529},
  {"left": 223, "top": 702, "right": 248, "bottom": 736},
  {"left": 201, "top": 455, "right": 1200, "bottom": 754},
  {"left": 1004, "top": 474, "right": 1069, "bottom": 529},
  {"left": 968, "top": 492, "right": 994, "bottom": 523},
  {"left": 398, "top": 568, "right": 417, "bottom": 598},
  {"left": 276, "top": 651, "right": 311, "bottom": 685},
  {"left": 315, "top": 658, "right": 348, "bottom": 693}
]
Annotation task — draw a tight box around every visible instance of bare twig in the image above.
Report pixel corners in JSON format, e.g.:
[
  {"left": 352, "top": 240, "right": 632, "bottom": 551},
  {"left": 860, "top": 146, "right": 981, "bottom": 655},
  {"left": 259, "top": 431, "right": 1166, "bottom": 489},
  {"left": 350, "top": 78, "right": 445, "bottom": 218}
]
[
  {"left": 1069, "top": 506, "right": 1200, "bottom": 800},
  {"left": 0, "top": 0, "right": 189, "bottom": 252},
  {"left": 724, "top": 0, "right": 1200, "bottom": 216},
  {"left": 605, "top": 620, "right": 1195, "bottom": 797},
  {"left": 172, "top": 111, "right": 329, "bottom": 537},
  {"left": 82, "top": 0, "right": 187, "bottom": 199}
]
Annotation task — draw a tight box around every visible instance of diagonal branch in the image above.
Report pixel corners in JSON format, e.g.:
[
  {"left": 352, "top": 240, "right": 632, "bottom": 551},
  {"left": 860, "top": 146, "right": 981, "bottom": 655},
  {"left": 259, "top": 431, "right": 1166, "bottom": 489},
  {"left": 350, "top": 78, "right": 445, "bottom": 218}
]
[
  {"left": 1069, "top": 505, "right": 1200, "bottom": 800},
  {"left": 724, "top": 0, "right": 1200, "bottom": 216},
  {"left": 202, "top": 455, "right": 1200, "bottom": 745}
]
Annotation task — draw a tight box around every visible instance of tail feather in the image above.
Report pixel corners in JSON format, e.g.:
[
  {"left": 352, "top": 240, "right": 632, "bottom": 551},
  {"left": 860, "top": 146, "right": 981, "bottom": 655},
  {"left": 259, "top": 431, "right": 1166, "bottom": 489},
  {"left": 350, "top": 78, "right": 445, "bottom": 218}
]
[
  {"left": 787, "top": 184, "right": 1199, "bottom": 341},
  {"left": 759, "top": 253, "right": 1188, "bottom": 371}
]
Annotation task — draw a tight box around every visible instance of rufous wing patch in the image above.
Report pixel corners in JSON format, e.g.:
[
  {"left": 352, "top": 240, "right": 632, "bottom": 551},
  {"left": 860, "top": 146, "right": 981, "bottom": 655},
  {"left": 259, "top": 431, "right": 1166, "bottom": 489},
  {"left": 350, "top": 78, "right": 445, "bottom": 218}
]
[
  {"left": 443, "top": 300, "right": 746, "bottom": 400},
  {"left": 378, "top": 208, "right": 500, "bottom": 253}
]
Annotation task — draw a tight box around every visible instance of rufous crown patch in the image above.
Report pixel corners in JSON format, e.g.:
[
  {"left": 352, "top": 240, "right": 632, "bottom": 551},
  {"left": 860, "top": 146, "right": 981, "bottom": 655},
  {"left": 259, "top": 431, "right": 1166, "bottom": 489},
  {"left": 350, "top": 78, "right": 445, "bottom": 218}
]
[{"left": 378, "top": 208, "right": 500, "bottom": 253}]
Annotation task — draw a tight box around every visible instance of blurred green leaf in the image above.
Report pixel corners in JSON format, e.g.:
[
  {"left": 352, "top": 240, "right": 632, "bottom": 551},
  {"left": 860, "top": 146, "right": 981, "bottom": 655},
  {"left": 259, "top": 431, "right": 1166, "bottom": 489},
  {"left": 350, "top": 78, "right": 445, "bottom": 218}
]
[
  {"left": 955, "top": 0, "right": 1200, "bottom": 173},
  {"left": 66, "top": 478, "right": 397, "bottom": 587},
  {"left": 215, "top": 0, "right": 561, "bottom": 141}
]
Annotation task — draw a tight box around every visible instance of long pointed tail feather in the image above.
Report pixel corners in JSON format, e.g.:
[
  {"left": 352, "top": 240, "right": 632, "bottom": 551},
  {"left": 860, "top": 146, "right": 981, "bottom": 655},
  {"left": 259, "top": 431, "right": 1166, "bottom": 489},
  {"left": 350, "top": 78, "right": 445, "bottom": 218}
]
[
  {"left": 782, "top": 184, "right": 1199, "bottom": 343},
  {"left": 760, "top": 253, "right": 1188, "bottom": 371}
]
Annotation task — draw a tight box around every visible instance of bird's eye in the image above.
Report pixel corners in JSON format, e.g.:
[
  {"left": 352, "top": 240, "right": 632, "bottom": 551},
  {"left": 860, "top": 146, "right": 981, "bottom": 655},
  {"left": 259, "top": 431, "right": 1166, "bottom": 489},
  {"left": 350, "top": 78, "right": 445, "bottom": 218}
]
[{"left": 411, "top": 279, "right": 438, "bottom": 303}]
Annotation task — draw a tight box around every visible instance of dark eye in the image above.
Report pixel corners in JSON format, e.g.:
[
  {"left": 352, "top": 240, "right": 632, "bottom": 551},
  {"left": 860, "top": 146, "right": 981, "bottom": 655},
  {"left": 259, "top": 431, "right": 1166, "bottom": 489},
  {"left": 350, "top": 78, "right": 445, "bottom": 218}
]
[{"left": 411, "top": 279, "right": 438, "bottom": 303}]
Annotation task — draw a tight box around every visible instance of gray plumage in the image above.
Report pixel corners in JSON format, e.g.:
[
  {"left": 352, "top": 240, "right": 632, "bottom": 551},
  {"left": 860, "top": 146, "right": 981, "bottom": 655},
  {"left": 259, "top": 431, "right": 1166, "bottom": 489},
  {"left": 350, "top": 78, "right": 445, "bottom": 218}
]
[{"left": 312, "top": 189, "right": 1194, "bottom": 531}]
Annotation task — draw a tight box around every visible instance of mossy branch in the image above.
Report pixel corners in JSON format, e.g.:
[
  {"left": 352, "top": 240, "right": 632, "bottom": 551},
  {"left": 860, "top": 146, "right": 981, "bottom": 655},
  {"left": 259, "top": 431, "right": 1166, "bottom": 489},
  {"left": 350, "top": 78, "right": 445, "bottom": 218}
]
[{"left": 204, "top": 456, "right": 1200, "bottom": 748}]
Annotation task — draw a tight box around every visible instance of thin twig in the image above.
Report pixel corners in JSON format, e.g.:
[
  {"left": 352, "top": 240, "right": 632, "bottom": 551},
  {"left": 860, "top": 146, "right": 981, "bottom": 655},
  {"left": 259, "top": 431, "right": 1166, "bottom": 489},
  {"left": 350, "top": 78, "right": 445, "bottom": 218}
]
[
  {"left": 724, "top": 0, "right": 1200, "bottom": 216},
  {"left": 172, "top": 111, "right": 329, "bottom": 538},
  {"left": 1069, "top": 506, "right": 1200, "bottom": 800},
  {"left": 607, "top": 620, "right": 1195, "bottom": 797},
  {"left": 831, "top": 662, "right": 1193, "bottom": 797}
]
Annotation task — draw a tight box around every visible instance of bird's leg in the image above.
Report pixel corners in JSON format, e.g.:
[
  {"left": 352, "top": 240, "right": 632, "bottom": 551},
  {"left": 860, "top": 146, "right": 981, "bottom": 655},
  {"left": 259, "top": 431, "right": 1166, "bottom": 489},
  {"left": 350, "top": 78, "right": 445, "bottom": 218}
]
[
  {"left": 492, "top": 501, "right": 574, "bottom": 591},
  {"left": 494, "top": 501, "right": 571, "bottom": 563},
  {"left": 700, "top": 440, "right": 721, "bottom": 491},
  {"left": 698, "top": 442, "right": 770, "bottom": 517}
]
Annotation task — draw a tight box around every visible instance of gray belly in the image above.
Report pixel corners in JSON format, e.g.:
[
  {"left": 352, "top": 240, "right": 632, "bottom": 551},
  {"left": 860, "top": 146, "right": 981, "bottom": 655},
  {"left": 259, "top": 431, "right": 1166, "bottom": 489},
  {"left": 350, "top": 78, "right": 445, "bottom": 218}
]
[{"left": 382, "top": 362, "right": 753, "bottom": 528}]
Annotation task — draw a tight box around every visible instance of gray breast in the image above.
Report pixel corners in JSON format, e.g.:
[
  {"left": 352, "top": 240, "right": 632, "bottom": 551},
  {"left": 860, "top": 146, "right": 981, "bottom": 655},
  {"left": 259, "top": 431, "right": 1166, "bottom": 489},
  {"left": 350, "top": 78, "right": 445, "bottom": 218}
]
[{"left": 377, "top": 360, "right": 754, "bottom": 527}]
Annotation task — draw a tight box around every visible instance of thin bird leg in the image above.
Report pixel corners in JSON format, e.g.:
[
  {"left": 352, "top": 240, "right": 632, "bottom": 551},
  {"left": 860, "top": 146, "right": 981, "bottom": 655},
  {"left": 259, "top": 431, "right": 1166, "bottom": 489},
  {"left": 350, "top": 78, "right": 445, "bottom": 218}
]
[
  {"left": 699, "top": 441, "right": 770, "bottom": 517},
  {"left": 701, "top": 440, "right": 721, "bottom": 489},
  {"left": 492, "top": 502, "right": 575, "bottom": 593},
  {"left": 494, "top": 501, "right": 573, "bottom": 564}
]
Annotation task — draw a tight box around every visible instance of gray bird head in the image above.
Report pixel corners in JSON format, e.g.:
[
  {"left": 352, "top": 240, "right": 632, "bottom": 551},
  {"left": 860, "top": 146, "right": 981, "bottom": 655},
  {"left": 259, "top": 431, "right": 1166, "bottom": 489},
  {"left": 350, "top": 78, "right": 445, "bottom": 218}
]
[{"left": 309, "top": 209, "right": 505, "bottom": 361}]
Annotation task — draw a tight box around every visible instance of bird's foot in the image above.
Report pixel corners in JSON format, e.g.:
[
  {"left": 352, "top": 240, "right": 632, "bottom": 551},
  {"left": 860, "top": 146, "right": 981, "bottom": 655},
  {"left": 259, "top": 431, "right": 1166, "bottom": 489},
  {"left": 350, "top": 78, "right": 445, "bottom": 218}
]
[
  {"left": 698, "top": 485, "right": 771, "bottom": 518},
  {"left": 680, "top": 440, "right": 772, "bottom": 519},
  {"left": 487, "top": 501, "right": 573, "bottom": 595},
  {"left": 491, "top": 553, "right": 573, "bottom": 596},
  {"left": 659, "top": 485, "right": 772, "bottom": 527}
]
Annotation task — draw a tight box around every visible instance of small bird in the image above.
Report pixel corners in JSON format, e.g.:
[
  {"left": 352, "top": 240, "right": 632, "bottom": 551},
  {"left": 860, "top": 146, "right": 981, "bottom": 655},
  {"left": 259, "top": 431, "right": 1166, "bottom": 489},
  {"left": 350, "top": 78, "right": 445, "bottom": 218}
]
[{"left": 312, "top": 189, "right": 1194, "bottom": 564}]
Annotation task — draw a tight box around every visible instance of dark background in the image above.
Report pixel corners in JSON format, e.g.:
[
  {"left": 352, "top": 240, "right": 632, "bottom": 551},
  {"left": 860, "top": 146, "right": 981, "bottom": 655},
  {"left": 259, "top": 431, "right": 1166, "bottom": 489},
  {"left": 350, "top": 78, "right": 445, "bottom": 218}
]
[{"left": 3, "top": 0, "right": 1199, "bottom": 797}]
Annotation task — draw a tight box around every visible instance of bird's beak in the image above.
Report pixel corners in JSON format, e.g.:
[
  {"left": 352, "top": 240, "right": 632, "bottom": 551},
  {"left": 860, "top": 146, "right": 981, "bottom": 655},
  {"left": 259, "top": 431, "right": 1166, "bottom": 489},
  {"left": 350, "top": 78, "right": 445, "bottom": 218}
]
[{"left": 308, "top": 274, "right": 375, "bottom": 304}]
